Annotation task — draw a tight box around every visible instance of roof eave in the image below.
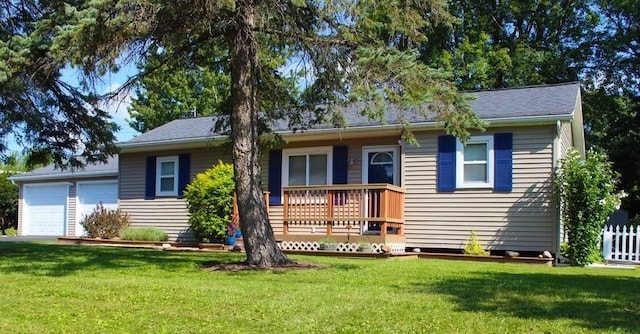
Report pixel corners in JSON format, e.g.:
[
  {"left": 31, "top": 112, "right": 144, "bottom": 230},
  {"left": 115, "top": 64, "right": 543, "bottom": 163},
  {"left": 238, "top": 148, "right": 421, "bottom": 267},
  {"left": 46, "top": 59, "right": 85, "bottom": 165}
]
[
  {"left": 9, "top": 170, "right": 118, "bottom": 182},
  {"left": 281, "top": 114, "right": 574, "bottom": 140},
  {"left": 118, "top": 136, "right": 226, "bottom": 153}
]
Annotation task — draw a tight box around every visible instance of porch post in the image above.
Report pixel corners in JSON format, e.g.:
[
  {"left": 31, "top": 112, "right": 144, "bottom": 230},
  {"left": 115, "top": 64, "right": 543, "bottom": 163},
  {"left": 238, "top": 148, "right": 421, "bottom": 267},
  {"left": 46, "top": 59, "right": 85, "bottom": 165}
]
[
  {"left": 380, "top": 188, "right": 388, "bottom": 236},
  {"left": 327, "top": 189, "right": 334, "bottom": 235}
]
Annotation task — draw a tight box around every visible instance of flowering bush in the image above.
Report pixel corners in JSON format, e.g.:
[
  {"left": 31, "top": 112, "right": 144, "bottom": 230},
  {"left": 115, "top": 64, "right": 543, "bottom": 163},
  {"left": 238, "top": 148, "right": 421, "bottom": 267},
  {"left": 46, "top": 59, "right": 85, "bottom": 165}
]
[
  {"left": 555, "top": 149, "right": 619, "bottom": 266},
  {"left": 80, "top": 203, "right": 130, "bottom": 238}
]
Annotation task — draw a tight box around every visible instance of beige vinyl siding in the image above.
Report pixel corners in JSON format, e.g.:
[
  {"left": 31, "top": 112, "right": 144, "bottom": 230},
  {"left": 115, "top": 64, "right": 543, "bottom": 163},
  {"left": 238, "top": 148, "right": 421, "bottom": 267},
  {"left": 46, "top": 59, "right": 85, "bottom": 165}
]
[
  {"left": 559, "top": 121, "right": 573, "bottom": 160},
  {"left": 404, "top": 125, "right": 558, "bottom": 253},
  {"left": 263, "top": 137, "right": 400, "bottom": 235},
  {"left": 119, "top": 147, "right": 229, "bottom": 241},
  {"left": 118, "top": 198, "right": 191, "bottom": 240}
]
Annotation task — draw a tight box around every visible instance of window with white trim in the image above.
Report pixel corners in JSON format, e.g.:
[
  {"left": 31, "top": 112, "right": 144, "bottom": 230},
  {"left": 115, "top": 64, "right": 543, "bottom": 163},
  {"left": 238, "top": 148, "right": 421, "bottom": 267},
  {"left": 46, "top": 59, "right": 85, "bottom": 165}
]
[
  {"left": 156, "top": 156, "right": 178, "bottom": 196},
  {"left": 282, "top": 147, "right": 332, "bottom": 187},
  {"left": 456, "top": 136, "right": 494, "bottom": 188}
]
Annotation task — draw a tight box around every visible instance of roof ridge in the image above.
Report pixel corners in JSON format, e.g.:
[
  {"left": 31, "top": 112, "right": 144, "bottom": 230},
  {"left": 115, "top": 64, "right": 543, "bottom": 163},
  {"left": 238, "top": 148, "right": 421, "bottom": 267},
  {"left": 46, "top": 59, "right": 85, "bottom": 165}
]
[{"left": 462, "top": 81, "right": 580, "bottom": 94}]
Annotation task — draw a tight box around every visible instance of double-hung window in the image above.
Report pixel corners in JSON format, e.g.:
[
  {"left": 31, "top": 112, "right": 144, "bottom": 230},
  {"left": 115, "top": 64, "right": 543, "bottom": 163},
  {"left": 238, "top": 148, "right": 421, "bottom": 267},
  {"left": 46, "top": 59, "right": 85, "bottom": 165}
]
[
  {"left": 456, "top": 136, "right": 494, "bottom": 188},
  {"left": 282, "top": 147, "right": 332, "bottom": 187},
  {"left": 156, "top": 156, "right": 178, "bottom": 196}
]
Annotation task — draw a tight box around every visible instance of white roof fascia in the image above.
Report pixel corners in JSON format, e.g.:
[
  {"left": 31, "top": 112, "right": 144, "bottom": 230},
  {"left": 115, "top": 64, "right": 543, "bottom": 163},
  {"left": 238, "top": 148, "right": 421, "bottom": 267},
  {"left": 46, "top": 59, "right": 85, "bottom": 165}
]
[
  {"left": 118, "top": 136, "right": 226, "bottom": 153},
  {"left": 281, "top": 114, "right": 575, "bottom": 139},
  {"left": 9, "top": 170, "right": 118, "bottom": 182}
]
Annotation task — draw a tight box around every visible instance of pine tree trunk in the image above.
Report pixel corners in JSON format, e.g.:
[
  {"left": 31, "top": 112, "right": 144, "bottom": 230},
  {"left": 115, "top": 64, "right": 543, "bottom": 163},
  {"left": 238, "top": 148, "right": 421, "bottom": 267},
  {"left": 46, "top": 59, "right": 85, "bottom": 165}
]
[{"left": 229, "top": 1, "right": 292, "bottom": 267}]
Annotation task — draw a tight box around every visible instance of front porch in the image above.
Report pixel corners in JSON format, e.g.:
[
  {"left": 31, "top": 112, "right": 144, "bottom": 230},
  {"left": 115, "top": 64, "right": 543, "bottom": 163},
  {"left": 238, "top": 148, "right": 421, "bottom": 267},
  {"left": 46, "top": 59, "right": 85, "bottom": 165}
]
[
  {"left": 277, "top": 184, "right": 406, "bottom": 253},
  {"left": 233, "top": 184, "right": 407, "bottom": 253}
]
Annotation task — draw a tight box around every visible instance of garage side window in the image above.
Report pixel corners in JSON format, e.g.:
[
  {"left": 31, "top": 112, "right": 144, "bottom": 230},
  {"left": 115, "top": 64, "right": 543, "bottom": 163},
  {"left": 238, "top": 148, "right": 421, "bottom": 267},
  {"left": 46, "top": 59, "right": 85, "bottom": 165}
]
[{"left": 156, "top": 156, "right": 178, "bottom": 196}]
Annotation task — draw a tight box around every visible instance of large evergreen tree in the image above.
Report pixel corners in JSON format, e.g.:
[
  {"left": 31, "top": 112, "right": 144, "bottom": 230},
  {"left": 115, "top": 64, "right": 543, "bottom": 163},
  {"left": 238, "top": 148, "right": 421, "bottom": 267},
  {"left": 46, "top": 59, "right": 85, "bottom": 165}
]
[
  {"left": 0, "top": 0, "right": 118, "bottom": 168},
  {"left": 8, "top": 0, "right": 484, "bottom": 266}
]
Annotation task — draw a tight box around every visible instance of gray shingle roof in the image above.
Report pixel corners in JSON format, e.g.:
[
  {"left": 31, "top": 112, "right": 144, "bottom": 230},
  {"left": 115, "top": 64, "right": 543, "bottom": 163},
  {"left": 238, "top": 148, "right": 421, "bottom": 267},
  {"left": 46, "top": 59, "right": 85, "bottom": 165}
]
[
  {"left": 9, "top": 156, "right": 118, "bottom": 182},
  {"left": 121, "top": 82, "right": 580, "bottom": 146}
]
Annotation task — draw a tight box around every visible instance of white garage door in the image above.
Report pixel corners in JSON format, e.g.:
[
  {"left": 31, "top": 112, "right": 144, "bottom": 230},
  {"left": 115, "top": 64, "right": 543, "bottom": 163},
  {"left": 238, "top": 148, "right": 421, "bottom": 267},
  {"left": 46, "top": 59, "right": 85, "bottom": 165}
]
[
  {"left": 23, "top": 184, "right": 68, "bottom": 236},
  {"left": 76, "top": 181, "right": 118, "bottom": 236}
]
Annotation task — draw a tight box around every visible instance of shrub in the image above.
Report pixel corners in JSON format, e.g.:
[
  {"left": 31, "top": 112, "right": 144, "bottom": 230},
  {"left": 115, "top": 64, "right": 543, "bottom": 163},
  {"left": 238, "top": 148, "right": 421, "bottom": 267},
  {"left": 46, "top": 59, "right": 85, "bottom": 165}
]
[
  {"left": 0, "top": 173, "right": 18, "bottom": 233},
  {"left": 184, "top": 161, "right": 234, "bottom": 243},
  {"left": 464, "top": 230, "right": 488, "bottom": 256},
  {"left": 120, "top": 227, "right": 168, "bottom": 241},
  {"left": 80, "top": 203, "right": 131, "bottom": 238},
  {"left": 555, "top": 149, "right": 619, "bottom": 266},
  {"left": 4, "top": 227, "right": 17, "bottom": 236}
]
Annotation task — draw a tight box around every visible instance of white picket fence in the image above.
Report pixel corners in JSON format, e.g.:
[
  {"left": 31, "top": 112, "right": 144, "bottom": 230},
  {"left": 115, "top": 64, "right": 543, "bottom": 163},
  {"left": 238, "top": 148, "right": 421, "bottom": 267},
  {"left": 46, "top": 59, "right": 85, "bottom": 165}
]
[{"left": 602, "top": 224, "right": 640, "bottom": 263}]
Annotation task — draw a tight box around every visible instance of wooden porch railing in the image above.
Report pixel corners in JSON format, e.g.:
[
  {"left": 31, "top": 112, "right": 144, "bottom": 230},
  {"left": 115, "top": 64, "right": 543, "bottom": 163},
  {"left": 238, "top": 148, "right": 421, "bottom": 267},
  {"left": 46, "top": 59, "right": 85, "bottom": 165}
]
[{"left": 282, "top": 184, "right": 405, "bottom": 236}]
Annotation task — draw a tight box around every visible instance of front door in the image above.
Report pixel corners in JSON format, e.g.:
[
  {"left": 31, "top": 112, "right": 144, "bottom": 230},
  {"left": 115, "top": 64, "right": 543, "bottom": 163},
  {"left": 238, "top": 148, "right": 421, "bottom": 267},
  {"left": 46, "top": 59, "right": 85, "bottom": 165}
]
[{"left": 362, "top": 146, "right": 399, "bottom": 233}]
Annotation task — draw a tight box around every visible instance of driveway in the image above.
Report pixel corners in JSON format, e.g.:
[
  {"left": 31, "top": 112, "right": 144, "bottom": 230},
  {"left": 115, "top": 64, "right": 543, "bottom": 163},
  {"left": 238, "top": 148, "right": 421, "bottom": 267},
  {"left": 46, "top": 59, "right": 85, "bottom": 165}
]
[{"left": 0, "top": 235, "right": 59, "bottom": 242}]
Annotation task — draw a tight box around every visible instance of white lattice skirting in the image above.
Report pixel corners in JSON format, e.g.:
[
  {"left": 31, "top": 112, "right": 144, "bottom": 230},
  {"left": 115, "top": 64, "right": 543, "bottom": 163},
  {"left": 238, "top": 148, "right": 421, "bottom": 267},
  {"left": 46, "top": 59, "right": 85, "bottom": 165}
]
[{"left": 278, "top": 241, "right": 406, "bottom": 254}]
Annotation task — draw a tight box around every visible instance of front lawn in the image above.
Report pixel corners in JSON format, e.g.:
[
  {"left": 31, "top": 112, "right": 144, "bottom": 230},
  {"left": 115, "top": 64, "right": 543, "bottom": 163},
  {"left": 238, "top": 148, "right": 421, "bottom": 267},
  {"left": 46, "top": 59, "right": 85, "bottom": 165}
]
[{"left": 0, "top": 243, "right": 638, "bottom": 333}]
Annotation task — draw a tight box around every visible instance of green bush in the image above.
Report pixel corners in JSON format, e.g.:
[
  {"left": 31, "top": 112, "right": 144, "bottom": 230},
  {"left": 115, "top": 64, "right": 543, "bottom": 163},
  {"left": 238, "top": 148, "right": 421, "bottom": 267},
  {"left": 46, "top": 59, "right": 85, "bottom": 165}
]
[
  {"left": 463, "top": 230, "right": 488, "bottom": 255},
  {"left": 184, "top": 161, "right": 235, "bottom": 243},
  {"left": 120, "top": 227, "right": 169, "bottom": 241},
  {"left": 555, "top": 149, "right": 619, "bottom": 266},
  {"left": 80, "top": 203, "right": 131, "bottom": 239},
  {"left": 0, "top": 173, "right": 18, "bottom": 233},
  {"left": 4, "top": 227, "right": 17, "bottom": 236}
]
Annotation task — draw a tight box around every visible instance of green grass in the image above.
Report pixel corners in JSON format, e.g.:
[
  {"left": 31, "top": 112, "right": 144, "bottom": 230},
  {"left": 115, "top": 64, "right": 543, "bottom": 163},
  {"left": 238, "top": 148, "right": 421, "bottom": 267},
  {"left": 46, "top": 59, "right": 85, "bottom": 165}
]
[{"left": 1, "top": 243, "right": 639, "bottom": 333}]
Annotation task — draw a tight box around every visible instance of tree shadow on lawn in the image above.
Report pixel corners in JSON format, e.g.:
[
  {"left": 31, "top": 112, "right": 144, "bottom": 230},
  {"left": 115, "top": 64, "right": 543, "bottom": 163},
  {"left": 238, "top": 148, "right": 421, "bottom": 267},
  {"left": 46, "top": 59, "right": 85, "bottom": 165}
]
[
  {"left": 415, "top": 271, "right": 640, "bottom": 332},
  {"left": 0, "top": 242, "right": 241, "bottom": 277}
]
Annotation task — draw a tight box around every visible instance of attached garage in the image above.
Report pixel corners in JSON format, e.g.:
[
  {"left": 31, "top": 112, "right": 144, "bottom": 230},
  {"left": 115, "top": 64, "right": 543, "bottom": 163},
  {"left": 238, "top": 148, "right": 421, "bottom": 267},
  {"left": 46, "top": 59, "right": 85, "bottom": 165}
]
[
  {"left": 75, "top": 181, "right": 118, "bottom": 236},
  {"left": 10, "top": 156, "right": 119, "bottom": 237},
  {"left": 22, "top": 183, "right": 69, "bottom": 235}
]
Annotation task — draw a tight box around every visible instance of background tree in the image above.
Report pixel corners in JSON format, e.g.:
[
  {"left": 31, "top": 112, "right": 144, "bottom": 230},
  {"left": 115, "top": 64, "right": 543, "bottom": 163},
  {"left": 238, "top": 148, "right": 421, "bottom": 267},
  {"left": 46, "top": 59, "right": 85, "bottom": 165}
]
[
  {"left": 0, "top": 0, "right": 118, "bottom": 168},
  {"left": 44, "top": 0, "right": 483, "bottom": 267},
  {"left": 0, "top": 152, "right": 30, "bottom": 234},
  {"left": 581, "top": 1, "right": 640, "bottom": 216},
  {"left": 0, "top": 174, "right": 17, "bottom": 234},
  {"left": 421, "top": 0, "right": 599, "bottom": 90},
  {"left": 128, "top": 44, "right": 231, "bottom": 133}
]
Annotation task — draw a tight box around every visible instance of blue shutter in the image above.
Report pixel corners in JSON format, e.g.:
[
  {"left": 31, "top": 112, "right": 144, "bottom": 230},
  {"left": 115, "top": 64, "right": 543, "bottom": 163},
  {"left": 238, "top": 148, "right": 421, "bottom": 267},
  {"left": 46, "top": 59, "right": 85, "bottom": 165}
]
[
  {"left": 437, "top": 135, "right": 456, "bottom": 192},
  {"left": 494, "top": 133, "right": 513, "bottom": 192},
  {"left": 268, "top": 150, "right": 283, "bottom": 205},
  {"left": 332, "top": 146, "right": 349, "bottom": 205},
  {"left": 145, "top": 156, "right": 156, "bottom": 199},
  {"left": 177, "top": 154, "right": 191, "bottom": 198},
  {"left": 332, "top": 146, "right": 348, "bottom": 184}
]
